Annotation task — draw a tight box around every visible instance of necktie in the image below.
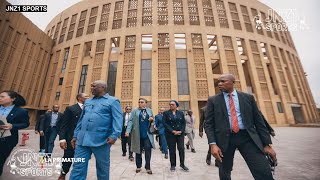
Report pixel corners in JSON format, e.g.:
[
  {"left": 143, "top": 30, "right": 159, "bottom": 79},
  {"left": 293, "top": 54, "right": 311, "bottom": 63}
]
[
  {"left": 229, "top": 93, "right": 239, "bottom": 133},
  {"left": 81, "top": 104, "right": 84, "bottom": 110}
]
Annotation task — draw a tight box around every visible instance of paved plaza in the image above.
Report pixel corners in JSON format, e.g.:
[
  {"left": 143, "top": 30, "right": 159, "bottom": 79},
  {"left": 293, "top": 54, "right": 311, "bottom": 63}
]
[{"left": 1, "top": 127, "right": 320, "bottom": 180}]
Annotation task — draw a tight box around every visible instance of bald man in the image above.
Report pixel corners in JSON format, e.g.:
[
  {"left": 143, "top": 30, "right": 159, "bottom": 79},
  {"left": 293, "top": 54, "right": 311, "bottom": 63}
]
[
  {"left": 70, "top": 80, "right": 123, "bottom": 180},
  {"left": 205, "top": 74, "right": 277, "bottom": 180}
]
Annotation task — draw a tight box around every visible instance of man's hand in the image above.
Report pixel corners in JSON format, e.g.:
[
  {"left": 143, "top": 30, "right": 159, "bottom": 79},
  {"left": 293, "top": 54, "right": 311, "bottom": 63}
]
[
  {"left": 60, "top": 141, "right": 67, "bottom": 150},
  {"left": 148, "top": 117, "right": 154, "bottom": 122},
  {"left": 210, "top": 144, "right": 223, "bottom": 162},
  {"left": 264, "top": 145, "right": 277, "bottom": 161},
  {"left": 107, "top": 138, "right": 116, "bottom": 145},
  {"left": 125, "top": 132, "right": 129, "bottom": 137},
  {"left": 39, "top": 131, "right": 44, "bottom": 136},
  {"left": 35, "top": 131, "right": 39, "bottom": 134},
  {"left": 71, "top": 138, "right": 77, "bottom": 149},
  {"left": 0, "top": 123, "right": 13, "bottom": 130},
  {"left": 199, "top": 132, "right": 203, "bottom": 138}
]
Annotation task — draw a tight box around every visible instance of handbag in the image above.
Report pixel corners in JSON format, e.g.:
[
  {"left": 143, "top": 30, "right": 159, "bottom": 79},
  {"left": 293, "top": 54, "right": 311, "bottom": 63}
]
[{"left": 149, "top": 121, "right": 159, "bottom": 135}]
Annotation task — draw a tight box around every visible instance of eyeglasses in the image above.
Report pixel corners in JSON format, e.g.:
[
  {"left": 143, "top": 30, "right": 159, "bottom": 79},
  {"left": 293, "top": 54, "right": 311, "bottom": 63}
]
[
  {"left": 138, "top": 101, "right": 145, "bottom": 103},
  {"left": 126, "top": 109, "right": 131, "bottom": 110}
]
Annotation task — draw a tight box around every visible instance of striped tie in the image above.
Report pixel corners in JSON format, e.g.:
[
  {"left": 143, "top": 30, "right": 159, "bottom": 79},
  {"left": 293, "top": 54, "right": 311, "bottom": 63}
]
[{"left": 229, "top": 93, "right": 239, "bottom": 133}]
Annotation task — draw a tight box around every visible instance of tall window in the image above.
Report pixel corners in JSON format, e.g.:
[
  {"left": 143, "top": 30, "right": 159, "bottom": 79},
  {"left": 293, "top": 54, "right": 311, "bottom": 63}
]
[
  {"left": 179, "top": 101, "right": 190, "bottom": 115},
  {"left": 140, "top": 59, "right": 152, "bottom": 96},
  {"left": 55, "top": 92, "right": 60, "bottom": 100},
  {"left": 84, "top": 41, "right": 92, "bottom": 57},
  {"left": 78, "top": 65, "right": 88, "bottom": 93},
  {"left": 61, "top": 48, "right": 70, "bottom": 72},
  {"left": 176, "top": 58, "right": 189, "bottom": 95},
  {"left": 107, "top": 62, "right": 118, "bottom": 96},
  {"left": 141, "top": 34, "right": 152, "bottom": 50}
]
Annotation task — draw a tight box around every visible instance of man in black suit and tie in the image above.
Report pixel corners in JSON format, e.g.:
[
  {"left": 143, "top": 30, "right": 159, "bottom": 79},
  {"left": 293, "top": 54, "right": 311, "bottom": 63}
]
[
  {"left": 205, "top": 74, "right": 277, "bottom": 180},
  {"left": 121, "top": 106, "right": 133, "bottom": 160},
  {"left": 35, "top": 109, "right": 51, "bottom": 153},
  {"left": 39, "top": 104, "right": 63, "bottom": 155},
  {"left": 58, "top": 93, "right": 88, "bottom": 180}
]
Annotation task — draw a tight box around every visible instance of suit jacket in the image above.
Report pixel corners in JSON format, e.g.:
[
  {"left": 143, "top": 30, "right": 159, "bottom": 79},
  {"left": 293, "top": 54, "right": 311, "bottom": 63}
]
[
  {"left": 39, "top": 111, "right": 63, "bottom": 133},
  {"left": 35, "top": 114, "right": 44, "bottom": 131},
  {"left": 126, "top": 108, "right": 155, "bottom": 153},
  {"left": 4, "top": 106, "right": 30, "bottom": 146},
  {"left": 163, "top": 110, "right": 186, "bottom": 136},
  {"left": 121, "top": 112, "right": 131, "bottom": 137},
  {"left": 59, "top": 104, "right": 82, "bottom": 141},
  {"left": 155, "top": 114, "right": 165, "bottom": 135},
  {"left": 185, "top": 114, "right": 195, "bottom": 134},
  {"left": 205, "top": 91, "right": 272, "bottom": 153},
  {"left": 199, "top": 106, "right": 207, "bottom": 133}
]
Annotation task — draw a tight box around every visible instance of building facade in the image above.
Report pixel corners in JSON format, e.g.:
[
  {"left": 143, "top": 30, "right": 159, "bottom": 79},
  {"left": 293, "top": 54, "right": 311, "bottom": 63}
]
[
  {"left": 1, "top": 0, "right": 319, "bottom": 126},
  {"left": 0, "top": 1, "right": 53, "bottom": 123}
]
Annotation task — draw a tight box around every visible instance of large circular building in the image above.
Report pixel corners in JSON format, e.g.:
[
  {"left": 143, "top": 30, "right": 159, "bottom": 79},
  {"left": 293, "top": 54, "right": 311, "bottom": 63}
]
[{"left": 42, "top": 0, "right": 319, "bottom": 125}]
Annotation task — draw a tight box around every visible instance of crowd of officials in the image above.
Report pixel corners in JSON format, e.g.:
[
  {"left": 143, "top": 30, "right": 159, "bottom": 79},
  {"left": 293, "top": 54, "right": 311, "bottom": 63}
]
[{"left": 0, "top": 74, "right": 277, "bottom": 180}]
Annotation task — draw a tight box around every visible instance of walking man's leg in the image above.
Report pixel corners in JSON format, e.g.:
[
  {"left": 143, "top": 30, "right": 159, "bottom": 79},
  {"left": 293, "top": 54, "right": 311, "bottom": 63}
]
[
  {"left": 93, "top": 144, "right": 111, "bottom": 180},
  {"left": 70, "top": 145, "right": 91, "bottom": 180}
]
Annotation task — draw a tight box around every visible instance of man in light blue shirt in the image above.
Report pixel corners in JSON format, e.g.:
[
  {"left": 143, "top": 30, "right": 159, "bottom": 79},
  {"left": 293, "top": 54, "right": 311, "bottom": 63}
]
[
  {"left": 222, "top": 90, "right": 245, "bottom": 130},
  {"left": 70, "top": 80, "right": 123, "bottom": 180}
]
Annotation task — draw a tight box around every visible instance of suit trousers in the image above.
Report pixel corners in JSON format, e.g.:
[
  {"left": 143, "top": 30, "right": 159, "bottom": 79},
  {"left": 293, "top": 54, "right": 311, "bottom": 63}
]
[
  {"left": 121, "top": 127, "right": 133, "bottom": 157},
  {"left": 70, "top": 143, "right": 111, "bottom": 180},
  {"left": 159, "top": 134, "right": 168, "bottom": 154},
  {"left": 39, "top": 135, "right": 45, "bottom": 150},
  {"left": 135, "top": 138, "right": 152, "bottom": 170},
  {"left": 166, "top": 134, "right": 185, "bottom": 167},
  {"left": 186, "top": 131, "right": 195, "bottom": 149},
  {"left": 45, "top": 126, "right": 58, "bottom": 154},
  {"left": 61, "top": 141, "right": 75, "bottom": 174},
  {"left": 219, "top": 130, "right": 273, "bottom": 180},
  {"left": 0, "top": 140, "right": 15, "bottom": 176}
]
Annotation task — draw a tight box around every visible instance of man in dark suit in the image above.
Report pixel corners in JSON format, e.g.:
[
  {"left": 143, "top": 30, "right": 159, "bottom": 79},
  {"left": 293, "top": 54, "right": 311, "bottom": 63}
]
[
  {"left": 199, "top": 106, "right": 212, "bottom": 165},
  {"left": 39, "top": 104, "right": 63, "bottom": 155},
  {"left": 58, "top": 93, "right": 88, "bottom": 180},
  {"left": 121, "top": 106, "right": 133, "bottom": 160},
  {"left": 35, "top": 109, "right": 51, "bottom": 153},
  {"left": 205, "top": 74, "right": 277, "bottom": 180}
]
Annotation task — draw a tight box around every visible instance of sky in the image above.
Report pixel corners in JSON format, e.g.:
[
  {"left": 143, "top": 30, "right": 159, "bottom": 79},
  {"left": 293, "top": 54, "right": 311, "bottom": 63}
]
[{"left": 7, "top": 0, "right": 320, "bottom": 108}]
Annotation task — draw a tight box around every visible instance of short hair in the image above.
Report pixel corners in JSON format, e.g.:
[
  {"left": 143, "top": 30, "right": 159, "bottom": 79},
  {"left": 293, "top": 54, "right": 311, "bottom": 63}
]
[
  {"left": 139, "top": 98, "right": 148, "bottom": 103},
  {"left": 125, "top": 106, "right": 132, "bottom": 110},
  {"left": 76, "top": 93, "right": 86, "bottom": 100},
  {"left": 222, "top": 73, "right": 235, "bottom": 83},
  {"left": 94, "top": 80, "right": 108, "bottom": 92}
]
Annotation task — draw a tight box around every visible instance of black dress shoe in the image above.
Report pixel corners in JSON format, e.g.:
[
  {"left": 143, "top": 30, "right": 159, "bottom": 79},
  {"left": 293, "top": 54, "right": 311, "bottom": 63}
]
[
  {"left": 180, "top": 165, "right": 189, "bottom": 171},
  {"left": 129, "top": 156, "right": 134, "bottom": 161},
  {"left": 122, "top": 153, "right": 126, "bottom": 156},
  {"left": 206, "top": 159, "right": 211, "bottom": 165},
  {"left": 146, "top": 169, "right": 153, "bottom": 174},
  {"left": 170, "top": 166, "right": 175, "bottom": 172},
  {"left": 165, "top": 154, "right": 168, "bottom": 159},
  {"left": 186, "top": 144, "right": 189, "bottom": 150},
  {"left": 191, "top": 148, "right": 196, "bottom": 153},
  {"left": 136, "top": 168, "right": 141, "bottom": 173}
]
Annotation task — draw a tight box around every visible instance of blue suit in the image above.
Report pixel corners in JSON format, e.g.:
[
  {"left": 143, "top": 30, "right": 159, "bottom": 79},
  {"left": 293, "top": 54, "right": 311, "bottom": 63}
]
[
  {"left": 70, "top": 94, "right": 123, "bottom": 180},
  {"left": 155, "top": 114, "right": 168, "bottom": 154}
]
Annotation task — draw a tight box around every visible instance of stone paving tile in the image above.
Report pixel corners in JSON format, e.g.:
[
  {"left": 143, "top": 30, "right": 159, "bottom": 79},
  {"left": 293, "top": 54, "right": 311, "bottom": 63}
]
[{"left": 1, "top": 127, "right": 320, "bottom": 180}]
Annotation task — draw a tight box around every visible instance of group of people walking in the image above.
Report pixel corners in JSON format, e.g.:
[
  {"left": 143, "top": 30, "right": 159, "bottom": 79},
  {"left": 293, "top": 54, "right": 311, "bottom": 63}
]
[{"left": 0, "top": 73, "right": 278, "bottom": 180}]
